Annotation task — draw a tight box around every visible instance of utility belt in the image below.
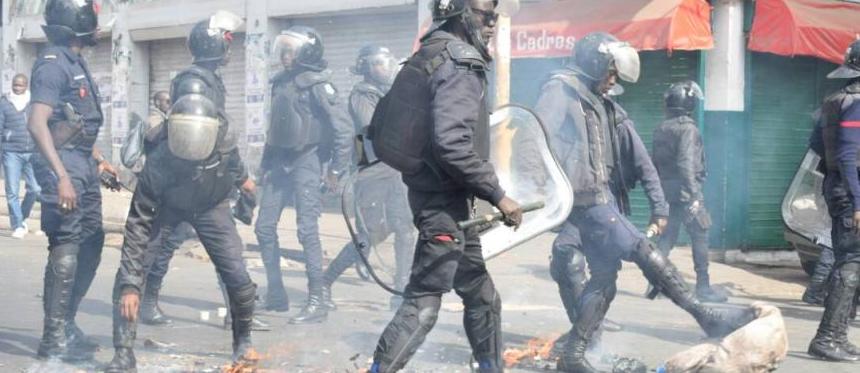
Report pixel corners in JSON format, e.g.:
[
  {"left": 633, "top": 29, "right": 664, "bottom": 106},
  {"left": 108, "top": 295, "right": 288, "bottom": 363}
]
[{"left": 573, "top": 190, "right": 610, "bottom": 208}]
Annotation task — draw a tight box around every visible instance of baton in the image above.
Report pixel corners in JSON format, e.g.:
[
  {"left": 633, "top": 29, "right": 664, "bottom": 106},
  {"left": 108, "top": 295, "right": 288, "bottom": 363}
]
[{"left": 457, "top": 201, "right": 545, "bottom": 230}]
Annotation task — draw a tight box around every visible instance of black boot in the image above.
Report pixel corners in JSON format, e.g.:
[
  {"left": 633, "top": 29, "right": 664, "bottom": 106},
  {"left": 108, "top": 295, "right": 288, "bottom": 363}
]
[
  {"left": 140, "top": 276, "right": 172, "bottom": 325},
  {"left": 289, "top": 288, "right": 329, "bottom": 325},
  {"left": 104, "top": 348, "right": 137, "bottom": 373},
  {"left": 809, "top": 263, "right": 860, "bottom": 361},
  {"left": 37, "top": 245, "right": 90, "bottom": 362},
  {"left": 558, "top": 280, "right": 614, "bottom": 373},
  {"left": 65, "top": 320, "right": 99, "bottom": 353},
  {"left": 230, "top": 284, "right": 258, "bottom": 363},
  {"left": 321, "top": 284, "right": 337, "bottom": 311},
  {"left": 695, "top": 273, "right": 728, "bottom": 303},
  {"left": 802, "top": 285, "right": 828, "bottom": 306},
  {"left": 223, "top": 313, "right": 271, "bottom": 331},
  {"left": 632, "top": 241, "right": 754, "bottom": 338}
]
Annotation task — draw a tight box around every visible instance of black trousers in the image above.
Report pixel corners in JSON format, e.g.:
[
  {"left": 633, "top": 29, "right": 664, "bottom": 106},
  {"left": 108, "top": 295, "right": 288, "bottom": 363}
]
[{"left": 112, "top": 200, "right": 254, "bottom": 350}]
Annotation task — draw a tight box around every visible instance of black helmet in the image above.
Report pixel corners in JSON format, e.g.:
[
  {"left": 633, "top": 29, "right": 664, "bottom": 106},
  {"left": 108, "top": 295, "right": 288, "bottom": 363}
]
[
  {"left": 188, "top": 11, "right": 243, "bottom": 65},
  {"left": 828, "top": 39, "right": 860, "bottom": 80},
  {"left": 42, "top": 0, "right": 99, "bottom": 46},
  {"left": 571, "top": 32, "right": 640, "bottom": 84},
  {"left": 425, "top": 0, "right": 499, "bottom": 60},
  {"left": 664, "top": 80, "right": 704, "bottom": 116},
  {"left": 276, "top": 26, "right": 326, "bottom": 71},
  {"left": 350, "top": 45, "right": 395, "bottom": 75}
]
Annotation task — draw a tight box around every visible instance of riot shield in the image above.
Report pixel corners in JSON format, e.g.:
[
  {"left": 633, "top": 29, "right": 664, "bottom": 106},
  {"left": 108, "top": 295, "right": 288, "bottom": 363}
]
[
  {"left": 479, "top": 104, "right": 574, "bottom": 259},
  {"left": 340, "top": 164, "right": 417, "bottom": 293}
]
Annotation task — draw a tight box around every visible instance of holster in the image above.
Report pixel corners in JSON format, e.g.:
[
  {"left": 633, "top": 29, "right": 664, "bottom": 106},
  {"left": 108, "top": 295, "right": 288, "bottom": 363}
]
[{"left": 50, "top": 120, "right": 83, "bottom": 149}]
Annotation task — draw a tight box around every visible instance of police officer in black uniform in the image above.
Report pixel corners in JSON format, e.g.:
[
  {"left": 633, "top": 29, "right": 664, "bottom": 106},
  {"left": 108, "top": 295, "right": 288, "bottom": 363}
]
[
  {"left": 27, "top": 0, "right": 119, "bottom": 361},
  {"left": 808, "top": 39, "right": 860, "bottom": 362},
  {"left": 548, "top": 83, "right": 670, "bottom": 334},
  {"left": 255, "top": 26, "right": 354, "bottom": 324},
  {"left": 321, "top": 45, "right": 415, "bottom": 311},
  {"left": 106, "top": 12, "right": 260, "bottom": 372},
  {"left": 653, "top": 81, "right": 727, "bottom": 303},
  {"left": 368, "top": 1, "right": 523, "bottom": 371},
  {"left": 534, "top": 32, "right": 754, "bottom": 372}
]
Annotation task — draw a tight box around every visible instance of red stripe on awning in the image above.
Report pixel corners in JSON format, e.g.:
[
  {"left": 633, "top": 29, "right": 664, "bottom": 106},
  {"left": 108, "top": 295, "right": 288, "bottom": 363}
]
[
  {"left": 841, "top": 121, "right": 860, "bottom": 128},
  {"left": 748, "top": 0, "right": 860, "bottom": 64},
  {"left": 416, "top": 0, "right": 714, "bottom": 59}
]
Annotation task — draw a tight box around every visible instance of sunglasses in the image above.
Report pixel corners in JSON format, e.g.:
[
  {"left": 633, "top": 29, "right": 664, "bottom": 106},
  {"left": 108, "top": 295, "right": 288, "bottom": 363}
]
[{"left": 470, "top": 8, "right": 499, "bottom": 25}]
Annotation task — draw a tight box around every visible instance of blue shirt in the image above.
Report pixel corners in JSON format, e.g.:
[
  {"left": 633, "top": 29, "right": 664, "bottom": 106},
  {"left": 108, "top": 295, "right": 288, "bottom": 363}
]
[{"left": 30, "top": 45, "right": 103, "bottom": 150}]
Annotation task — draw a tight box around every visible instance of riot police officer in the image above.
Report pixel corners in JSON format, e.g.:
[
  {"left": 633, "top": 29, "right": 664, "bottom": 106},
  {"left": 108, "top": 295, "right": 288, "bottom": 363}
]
[
  {"left": 534, "top": 32, "right": 754, "bottom": 372},
  {"left": 321, "top": 45, "right": 415, "bottom": 311},
  {"left": 107, "top": 12, "right": 259, "bottom": 372},
  {"left": 367, "top": 1, "right": 523, "bottom": 371},
  {"left": 27, "top": 0, "right": 118, "bottom": 361},
  {"left": 652, "top": 81, "right": 727, "bottom": 303},
  {"left": 548, "top": 86, "right": 670, "bottom": 334},
  {"left": 255, "top": 26, "right": 354, "bottom": 324},
  {"left": 808, "top": 39, "right": 860, "bottom": 362}
]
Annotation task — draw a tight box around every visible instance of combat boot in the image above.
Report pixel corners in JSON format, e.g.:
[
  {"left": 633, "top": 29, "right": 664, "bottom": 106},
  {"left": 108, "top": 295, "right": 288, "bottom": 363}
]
[
  {"left": 557, "top": 333, "right": 602, "bottom": 373},
  {"left": 37, "top": 245, "right": 91, "bottom": 362},
  {"left": 802, "top": 284, "right": 828, "bottom": 306},
  {"left": 632, "top": 241, "right": 754, "bottom": 338},
  {"left": 140, "top": 276, "right": 172, "bottom": 325},
  {"left": 65, "top": 320, "right": 99, "bottom": 353},
  {"left": 289, "top": 292, "right": 329, "bottom": 324},
  {"left": 808, "top": 263, "right": 860, "bottom": 361},
  {"left": 104, "top": 348, "right": 137, "bottom": 373},
  {"left": 321, "top": 284, "right": 337, "bottom": 311}
]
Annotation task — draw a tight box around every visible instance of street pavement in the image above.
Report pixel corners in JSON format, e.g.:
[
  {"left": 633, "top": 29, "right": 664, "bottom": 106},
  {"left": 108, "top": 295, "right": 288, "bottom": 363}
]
[{"left": 0, "top": 210, "right": 858, "bottom": 372}]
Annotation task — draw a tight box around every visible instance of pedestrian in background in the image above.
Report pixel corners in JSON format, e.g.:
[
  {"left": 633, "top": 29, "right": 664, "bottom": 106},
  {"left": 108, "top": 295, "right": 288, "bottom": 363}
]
[{"left": 0, "top": 73, "right": 41, "bottom": 239}]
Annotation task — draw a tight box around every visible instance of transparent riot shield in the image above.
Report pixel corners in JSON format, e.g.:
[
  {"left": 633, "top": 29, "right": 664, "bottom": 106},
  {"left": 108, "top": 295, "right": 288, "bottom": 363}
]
[
  {"left": 782, "top": 149, "right": 830, "bottom": 272},
  {"left": 340, "top": 165, "right": 417, "bottom": 293},
  {"left": 479, "top": 104, "right": 574, "bottom": 259}
]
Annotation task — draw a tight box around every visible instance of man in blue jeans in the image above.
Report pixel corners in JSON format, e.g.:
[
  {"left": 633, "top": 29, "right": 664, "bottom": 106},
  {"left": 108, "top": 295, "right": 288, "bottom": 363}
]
[{"left": 0, "top": 73, "right": 40, "bottom": 239}]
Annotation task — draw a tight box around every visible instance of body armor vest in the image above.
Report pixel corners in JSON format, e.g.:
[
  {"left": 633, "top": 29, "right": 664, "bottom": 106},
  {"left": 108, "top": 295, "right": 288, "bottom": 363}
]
[
  {"left": 823, "top": 82, "right": 860, "bottom": 171},
  {"left": 266, "top": 69, "right": 330, "bottom": 150},
  {"left": 369, "top": 37, "right": 489, "bottom": 175}
]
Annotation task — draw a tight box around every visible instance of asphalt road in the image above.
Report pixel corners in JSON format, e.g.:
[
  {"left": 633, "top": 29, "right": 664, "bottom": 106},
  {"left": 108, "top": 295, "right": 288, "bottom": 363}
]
[{"left": 0, "top": 227, "right": 858, "bottom": 372}]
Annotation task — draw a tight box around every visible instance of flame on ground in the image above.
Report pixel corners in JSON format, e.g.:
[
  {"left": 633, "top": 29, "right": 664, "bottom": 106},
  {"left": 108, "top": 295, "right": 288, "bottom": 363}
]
[{"left": 502, "top": 334, "right": 561, "bottom": 368}]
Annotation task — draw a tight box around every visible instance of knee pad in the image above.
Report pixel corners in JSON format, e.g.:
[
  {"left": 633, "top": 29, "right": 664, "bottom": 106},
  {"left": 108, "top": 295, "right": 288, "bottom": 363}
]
[
  {"left": 49, "top": 245, "right": 78, "bottom": 279},
  {"left": 411, "top": 295, "right": 442, "bottom": 330}
]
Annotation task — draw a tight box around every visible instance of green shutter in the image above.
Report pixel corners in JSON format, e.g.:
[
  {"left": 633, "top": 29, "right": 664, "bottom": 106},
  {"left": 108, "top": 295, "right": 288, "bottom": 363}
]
[
  {"left": 616, "top": 51, "right": 700, "bottom": 229},
  {"left": 746, "top": 53, "right": 841, "bottom": 248}
]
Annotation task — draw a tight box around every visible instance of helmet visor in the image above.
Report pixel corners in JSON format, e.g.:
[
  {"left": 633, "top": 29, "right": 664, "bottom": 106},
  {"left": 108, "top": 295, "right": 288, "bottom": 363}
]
[
  {"left": 208, "top": 10, "right": 243, "bottom": 33},
  {"left": 168, "top": 114, "right": 220, "bottom": 161},
  {"left": 272, "top": 33, "right": 311, "bottom": 64},
  {"left": 604, "top": 42, "right": 640, "bottom": 83}
]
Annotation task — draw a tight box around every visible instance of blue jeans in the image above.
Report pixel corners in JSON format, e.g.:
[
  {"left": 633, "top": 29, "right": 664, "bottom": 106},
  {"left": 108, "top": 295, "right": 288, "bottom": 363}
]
[{"left": 3, "top": 151, "right": 41, "bottom": 229}]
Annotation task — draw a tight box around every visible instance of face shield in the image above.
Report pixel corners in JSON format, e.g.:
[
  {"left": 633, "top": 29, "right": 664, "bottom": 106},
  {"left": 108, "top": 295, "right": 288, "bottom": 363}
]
[
  {"left": 366, "top": 52, "right": 399, "bottom": 84},
  {"left": 686, "top": 81, "right": 705, "bottom": 100},
  {"left": 208, "top": 10, "right": 243, "bottom": 34},
  {"left": 167, "top": 95, "right": 221, "bottom": 161},
  {"left": 272, "top": 32, "right": 310, "bottom": 69},
  {"left": 602, "top": 41, "right": 640, "bottom": 83}
]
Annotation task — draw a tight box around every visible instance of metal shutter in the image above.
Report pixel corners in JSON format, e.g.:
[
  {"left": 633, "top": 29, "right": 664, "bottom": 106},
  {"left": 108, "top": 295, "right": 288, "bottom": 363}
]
[
  {"left": 280, "top": 6, "right": 418, "bottom": 100},
  {"left": 747, "top": 53, "right": 841, "bottom": 248}
]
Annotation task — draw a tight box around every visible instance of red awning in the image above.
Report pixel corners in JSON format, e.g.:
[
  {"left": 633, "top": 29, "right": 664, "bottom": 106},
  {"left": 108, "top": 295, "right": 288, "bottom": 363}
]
[
  {"left": 748, "top": 0, "right": 860, "bottom": 64},
  {"left": 415, "top": 0, "right": 714, "bottom": 58},
  {"left": 509, "top": 0, "right": 714, "bottom": 58}
]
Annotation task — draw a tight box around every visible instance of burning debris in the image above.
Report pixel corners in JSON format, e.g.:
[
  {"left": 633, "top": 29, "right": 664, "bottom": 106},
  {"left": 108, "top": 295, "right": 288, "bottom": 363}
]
[{"left": 502, "top": 334, "right": 561, "bottom": 369}]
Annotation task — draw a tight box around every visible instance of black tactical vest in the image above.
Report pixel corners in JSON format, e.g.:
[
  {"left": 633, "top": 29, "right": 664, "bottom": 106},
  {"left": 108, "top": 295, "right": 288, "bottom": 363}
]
[
  {"left": 823, "top": 82, "right": 860, "bottom": 171},
  {"left": 267, "top": 69, "right": 331, "bottom": 150},
  {"left": 369, "top": 35, "right": 490, "bottom": 176}
]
